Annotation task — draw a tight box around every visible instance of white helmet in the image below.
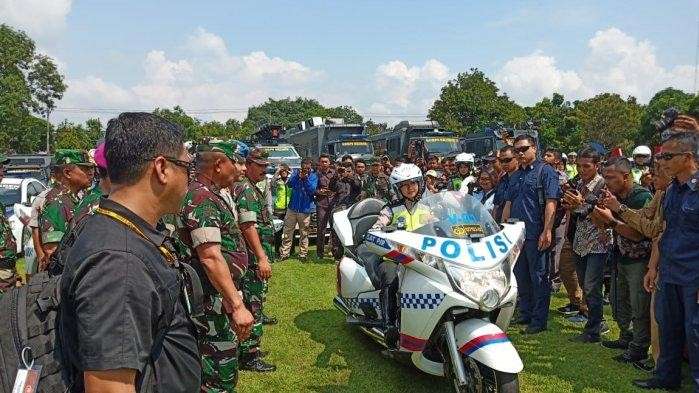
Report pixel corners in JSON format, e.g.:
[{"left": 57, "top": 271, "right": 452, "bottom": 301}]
[
  {"left": 455, "top": 152, "right": 475, "bottom": 164},
  {"left": 632, "top": 145, "right": 652, "bottom": 157},
  {"left": 389, "top": 163, "right": 423, "bottom": 200}
]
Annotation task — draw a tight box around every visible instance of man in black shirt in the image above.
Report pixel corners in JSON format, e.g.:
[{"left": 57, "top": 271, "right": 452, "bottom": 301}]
[
  {"left": 330, "top": 162, "right": 362, "bottom": 259},
  {"left": 60, "top": 112, "right": 201, "bottom": 393}
]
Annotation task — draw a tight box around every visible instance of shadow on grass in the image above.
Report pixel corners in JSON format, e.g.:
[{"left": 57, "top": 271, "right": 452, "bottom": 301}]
[{"left": 294, "top": 309, "right": 447, "bottom": 393}]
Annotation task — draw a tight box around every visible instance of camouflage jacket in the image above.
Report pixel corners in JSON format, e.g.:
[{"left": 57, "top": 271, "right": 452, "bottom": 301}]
[
  {"left": 39, "top": 185, "right": 80, "bottom": 244},
  {"left": 179, "top": 177, "right": 248, "bottom": 289},
  {"left": 362, "top": 172, "right": 391, "bottom": 202},
  {"left": 72, "top": 186, "right": 103, "bottom": 226},
  {"left": 0, "top": 203, "right": 17, "bottom": 264},
  {"left": 233, "top": 178, "right": 275, "bottom": 262}
]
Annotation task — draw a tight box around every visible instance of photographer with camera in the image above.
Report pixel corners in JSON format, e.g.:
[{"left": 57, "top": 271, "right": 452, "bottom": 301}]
[
  {"left": 279, "top": 158, "right": 318, "bottom": 261},
  {"left": 330, "top": 162, "right": 362, "bottom": 259},
  {"left": 563, "top": 147, "right": 612, "bottom": 343}
]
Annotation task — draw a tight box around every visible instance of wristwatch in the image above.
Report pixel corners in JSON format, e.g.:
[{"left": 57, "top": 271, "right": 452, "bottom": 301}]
[{"left": 618, "top": 204, "right": 628, "bottom": 213}]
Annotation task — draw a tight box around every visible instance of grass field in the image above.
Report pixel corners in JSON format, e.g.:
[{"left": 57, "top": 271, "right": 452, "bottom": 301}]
[{"left": 239, "top": 255, "right": 693, "bottom": 393}]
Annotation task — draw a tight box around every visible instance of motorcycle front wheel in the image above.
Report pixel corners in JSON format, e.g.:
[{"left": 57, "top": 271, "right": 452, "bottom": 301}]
[{"left": 442, "top": 352, "right": 519, "bottom": 393}]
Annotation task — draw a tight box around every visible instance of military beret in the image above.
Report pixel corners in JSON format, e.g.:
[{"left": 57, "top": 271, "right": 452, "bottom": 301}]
[
  {"left": 53, "top": 149, "right": 94, "bottom": 166},
  {"left": 197, "top": 140, "right": 244, "bottom": 162}
]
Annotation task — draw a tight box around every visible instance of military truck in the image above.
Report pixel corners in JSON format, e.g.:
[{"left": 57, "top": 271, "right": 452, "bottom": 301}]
[
  {"left": 369, "top": 120, "right": 461, "bottom": 158},
  {"left": 248, "top": 124, "right": 302, "bottom": 172},
  {"left": 286, "top": 117, "right": 372, "bottom": 161},
  {"left": 459, "top": 128, "right": 540, "bottom": 157}
]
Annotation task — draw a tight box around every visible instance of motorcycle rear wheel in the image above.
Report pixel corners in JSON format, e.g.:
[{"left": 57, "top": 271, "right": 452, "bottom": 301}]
[{"left": 443, "top": 352, "right": 519, "bottom": 393}]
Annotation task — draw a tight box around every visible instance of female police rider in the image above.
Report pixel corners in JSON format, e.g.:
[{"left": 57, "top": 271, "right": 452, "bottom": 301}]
[{"left": 361, "top": 164, "right": 430, "bottom": 347}]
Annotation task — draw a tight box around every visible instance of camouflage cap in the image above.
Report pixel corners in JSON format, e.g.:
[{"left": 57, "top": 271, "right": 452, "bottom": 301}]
[
  {"left": 246, "top": 148, "right": 270, "bottom": 165},
  {"left": 54, "top": 149, "right": 94, "bottom": 167},
  {"left": 197, "top": 140, "right": 244, "bottom": 162}
]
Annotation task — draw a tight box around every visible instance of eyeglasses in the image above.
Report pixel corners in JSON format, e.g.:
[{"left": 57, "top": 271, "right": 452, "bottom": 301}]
[
  {"left": 655, "top": 151, "right": 692, "bottom": 161},
  {"left": 498, "top": 157, "right": 514, "bottom": 164},
  {"left": 515, "top": 145, "right": 532, "bottom": 154},
  {"left": 149, "top": 156, "right": 196, "bottom": 181}
]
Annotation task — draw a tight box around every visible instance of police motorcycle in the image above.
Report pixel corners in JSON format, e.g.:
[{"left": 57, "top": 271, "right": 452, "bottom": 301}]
[{"left": 332, "top": 190, "right": 525, "bottom": 392}]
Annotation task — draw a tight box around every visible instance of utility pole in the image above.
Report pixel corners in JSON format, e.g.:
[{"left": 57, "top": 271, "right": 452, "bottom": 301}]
[{"left": 45, "top": 110, "right": 50, "bottom": 154}]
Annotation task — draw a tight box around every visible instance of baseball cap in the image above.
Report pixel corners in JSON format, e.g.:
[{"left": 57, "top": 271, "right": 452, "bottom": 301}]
[
  {"left": 425, "top": 169, "right": 440, "bottom": 178},
  {"left": 246, "top": 148, "right": 270, "bottom": 166}
]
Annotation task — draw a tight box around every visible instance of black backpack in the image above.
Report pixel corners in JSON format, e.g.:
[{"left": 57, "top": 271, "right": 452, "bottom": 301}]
[
  {"left": 0, "top": 216, "right": 204, "bottom": 393},
  {"left": 0, "top": 272, "right": 66, "bottom": 393}
]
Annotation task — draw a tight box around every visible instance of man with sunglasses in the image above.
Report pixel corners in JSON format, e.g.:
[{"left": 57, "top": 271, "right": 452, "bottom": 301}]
[
  {"left": 492, "top": 146, "right": 518, "bottom": 222},
  {"left": 502, "top": 135, "right": 561, "bottom": 334},
  {"left": 39, "top": 149, "right": 95, "bottom": 266},
  {"left": 179, "top": 141, "right": 255, "bottom": 392},
  {"left": 634, "top": 132, "right": 699, "bottom": 391}
]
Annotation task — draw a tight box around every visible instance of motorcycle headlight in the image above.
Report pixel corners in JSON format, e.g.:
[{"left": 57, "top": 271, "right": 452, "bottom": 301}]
[{"left": 444, "top": 263, "right": 508, "bottom": 311}]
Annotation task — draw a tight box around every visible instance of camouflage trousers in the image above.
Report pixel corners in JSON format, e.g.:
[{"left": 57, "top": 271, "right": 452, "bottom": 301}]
[
  {"left": 196, "top": 294, "right": 239, "bottom": 393},
  {"left": 238, "top": 265, "right": 267, "bottom": 358}
]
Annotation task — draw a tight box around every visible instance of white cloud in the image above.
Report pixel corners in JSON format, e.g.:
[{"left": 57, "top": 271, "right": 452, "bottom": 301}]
[
  {"left": 494, "top": 27, "right": 694, "bottom": 105},
  {"left": 495, "top": 51, "right": 587, "bottom": 105},
  {"left": 58, "top": 28, "right": 322, "bottom": 123},
  {"left": 372, "top": 59, "right": 450, "bottom": 114},
  {"left": 0, "top": 0, "right": 72, "bottom": 43}
]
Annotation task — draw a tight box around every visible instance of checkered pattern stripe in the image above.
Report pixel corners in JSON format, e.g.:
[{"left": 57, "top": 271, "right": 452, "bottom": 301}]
[
  {"left": 342, "top": 297, "right": 380, "bottom": 310},
  {"left": 401, "top": 293, "right": 446, "bottom": 310}
]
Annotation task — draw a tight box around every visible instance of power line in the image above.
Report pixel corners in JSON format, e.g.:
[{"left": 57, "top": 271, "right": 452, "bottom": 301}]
[{"left": 53, "top": 106, "right": 430, "bottom": 118}]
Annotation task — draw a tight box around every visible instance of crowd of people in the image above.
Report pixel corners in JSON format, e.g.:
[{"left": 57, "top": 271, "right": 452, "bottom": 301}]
[{"left": 0, "top": 110, "right": 696, "bottom": 392}]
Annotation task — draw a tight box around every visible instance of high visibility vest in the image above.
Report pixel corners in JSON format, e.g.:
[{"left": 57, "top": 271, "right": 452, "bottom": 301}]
[
  {"left": 390, "top": 203, "right": 430, "bottom": 231},
  {"left": 274, "top": 182, "right": 291, "bottom": 210}
]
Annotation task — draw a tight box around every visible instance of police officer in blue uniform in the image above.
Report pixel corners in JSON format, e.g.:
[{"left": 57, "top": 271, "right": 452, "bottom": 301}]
[
  {"left": 502, "top": 135, "right": 561, "bottom": 334},
  {"left": 634, "top": 131, "right": 699, "bottom": 391}
]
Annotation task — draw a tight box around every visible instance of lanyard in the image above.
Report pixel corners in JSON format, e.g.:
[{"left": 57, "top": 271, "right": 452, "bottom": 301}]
[{"left": 94, "top": 207, "right": 176, "bottom": 265}]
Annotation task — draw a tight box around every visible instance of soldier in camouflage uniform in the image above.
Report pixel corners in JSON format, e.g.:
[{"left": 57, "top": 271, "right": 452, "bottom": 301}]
[
  {"left": 39, "top": 149, "right": 94, "bottom": 266},
  {"left": 178, "top": 141, "right": 254, "bottom": 393},
  {"left": 73, "top": 142, "right": 111, "bottom": 225},
  {"left": 362, "top": 159, "right": 392, "bottom": 201},
  {"left": 0, "top": 155, "right": 17, "bottom": 296},
  {"left": 232, "top": 148, "right": 277, "bottom": 372}
]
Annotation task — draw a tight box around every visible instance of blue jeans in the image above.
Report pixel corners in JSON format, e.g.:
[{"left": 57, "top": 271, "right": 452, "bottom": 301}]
[
  {"left": 655, "top": 282, "right": 699, "bottom": 389},
  {"left": 514, "top": 240, "right": 552, "bottom": 329},
  {"left": 575, "top": 253, "right": 606, "bottom": 338}
]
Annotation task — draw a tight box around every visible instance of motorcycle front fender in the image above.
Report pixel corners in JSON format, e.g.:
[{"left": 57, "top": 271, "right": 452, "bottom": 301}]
[{"left": 453, "top": 319, "right": 523, "bottom": 374}]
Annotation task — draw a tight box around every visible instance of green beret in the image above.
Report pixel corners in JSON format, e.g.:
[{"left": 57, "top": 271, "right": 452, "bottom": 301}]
[
  {"left": 197, "top": 141, "right": 243, "bottom": 162},
  {"left": 53, "top": 149, "right": 93, "bottom": 166}
]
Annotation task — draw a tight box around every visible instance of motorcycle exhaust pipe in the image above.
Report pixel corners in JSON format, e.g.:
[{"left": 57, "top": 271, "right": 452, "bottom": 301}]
[{"left": 444, "top": 321, "right": 468, "bottom": 387}]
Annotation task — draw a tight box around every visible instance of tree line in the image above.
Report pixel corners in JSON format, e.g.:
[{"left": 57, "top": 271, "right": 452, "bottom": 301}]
[{"left": 1, "top": 23, "right": 697, "bottom": 155}]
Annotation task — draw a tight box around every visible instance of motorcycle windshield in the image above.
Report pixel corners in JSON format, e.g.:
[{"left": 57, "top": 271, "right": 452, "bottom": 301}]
[{"left": 409, "top": 191, "right": 500, "bottom": 239}]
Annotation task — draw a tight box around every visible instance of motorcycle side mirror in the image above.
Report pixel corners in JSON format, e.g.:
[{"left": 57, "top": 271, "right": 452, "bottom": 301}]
[{"left": 382, "top": 225, "right": 397, "bottom": 233}]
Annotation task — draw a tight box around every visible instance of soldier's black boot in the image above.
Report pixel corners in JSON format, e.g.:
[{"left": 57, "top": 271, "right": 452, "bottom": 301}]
[
  {"left": 240, "top": 352, "right": 277, "bottom": 372},
  {"left": 260, "top": 311, "right": 278, "bottom": 325}
]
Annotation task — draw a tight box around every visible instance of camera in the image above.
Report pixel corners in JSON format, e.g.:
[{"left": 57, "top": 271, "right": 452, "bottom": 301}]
[{"left": 653, "top": 107, "right": 679, "bottom": 132}]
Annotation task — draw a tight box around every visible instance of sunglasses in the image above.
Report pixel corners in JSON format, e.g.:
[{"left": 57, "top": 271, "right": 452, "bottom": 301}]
[
  {"left": 515, "top": 145, "right": 532, "bottom": 154},
  {"left": 498, "top": 157, "right": 514, "bottom": 164},
  {"left": 655, "top": 151, "right": 692, "bottom": 161},
  {"left": 151, "top": 156, "right": 196, "bottom": 181}
]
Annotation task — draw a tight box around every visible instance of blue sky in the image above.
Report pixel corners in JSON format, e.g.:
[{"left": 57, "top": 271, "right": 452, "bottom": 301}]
[{"left": 2, "top": 0, "right": 698, "bottom": 124}]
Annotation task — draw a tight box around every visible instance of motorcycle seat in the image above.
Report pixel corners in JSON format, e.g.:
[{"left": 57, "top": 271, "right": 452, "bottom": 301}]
[{"left": 346, "top": 198, "right": 384, "bottom": 245}]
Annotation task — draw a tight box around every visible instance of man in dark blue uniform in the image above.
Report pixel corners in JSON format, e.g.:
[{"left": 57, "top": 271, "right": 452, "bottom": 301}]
[
  {"left": 502, "top": 135, "right": 561, "bottom": 334},
  {"left": 493, "top": 146, "right": 518, "bottom": 222},
  {"left": 634, "top": 131, "right": 699, "bottom": 391}
]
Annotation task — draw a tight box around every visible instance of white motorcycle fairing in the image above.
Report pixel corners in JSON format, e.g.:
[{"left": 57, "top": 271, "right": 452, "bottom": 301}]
[{"left": 453, "top": 319, "right": 523, "bottom": 374}]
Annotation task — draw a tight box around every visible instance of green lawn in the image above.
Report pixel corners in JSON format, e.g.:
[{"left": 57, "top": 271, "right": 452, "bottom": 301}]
[{"left": 240, "top": 255, "right": 692, "bottom": 393}]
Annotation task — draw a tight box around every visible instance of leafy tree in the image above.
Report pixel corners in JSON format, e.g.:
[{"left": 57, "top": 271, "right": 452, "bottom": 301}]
[
  {"left": 639, "top": 88, "right": 694, "bottom": 144},
  {"left": 0, "top": 24, "right": 65, "bottom": 153},
  {"left": 574, "top": 93, "right": 642, "bottom": 153},
  {"left": 428, "top": 69, "right": 526, "bottom": 134},
  {"left": 53, "top": 120, "right": 98, "bottom": 150},
  {"left": 153, "top": 106, "right": 200, "bottom": 141},
  {"left": 365, "top": 120, "right": 388, "bottom": 135},
  {"left": 526, "top": 93, "right": 582, "bottom": 151},
  {"left": 242, "top": 97, "right": 362, "bottom": 132}
]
